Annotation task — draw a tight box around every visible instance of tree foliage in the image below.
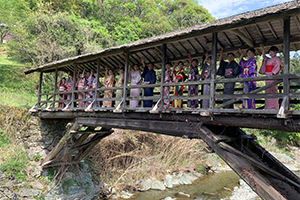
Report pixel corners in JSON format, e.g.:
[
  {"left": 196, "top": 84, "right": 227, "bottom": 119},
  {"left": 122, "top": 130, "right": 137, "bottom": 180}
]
[{"left": 6, "top": 0, "right": 214, "bottom": 65}]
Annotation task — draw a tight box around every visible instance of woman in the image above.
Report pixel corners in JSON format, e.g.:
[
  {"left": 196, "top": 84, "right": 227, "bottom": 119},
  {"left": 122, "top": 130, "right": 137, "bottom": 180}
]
[
  {"left": 66, "top": 71, "right": 74, "bottom": 101},
  {"left": 115, "top": 67, "right": 124, "bottom": 106},
  {"left": 129, "top": 64, "right": 142, "bottom": 108},
  {"left": 76, "top": 69, "right": 86, "bottom": 108},
  {"left": 90, "top": 70, "right": 101, "bottom": 107},
  {"left": 58, "top": 77, "right": 67, "bottom": 108},
  {"left": 200, "top": 52, "right": 211, "bottom": 109},
  {"left": 187, "top": 54, "right": 199, "bottom": 108},
  {"left": 239, "top": 48, "right": 257, "bottom": 109},
  {"left": 163, "top": 62, "right": 173, "bottom": 109},
  {"left": 172, "top": 61, "right": 186, "bottom": 108},
  {"left": 259, "top": 44, "right": 281, "bottom": 110},
  {"left": 85, "top": 70, "right": 94, "bottom": 107},
  {"left": 103, "top": 67, "right": 115, "bottom": 107}
]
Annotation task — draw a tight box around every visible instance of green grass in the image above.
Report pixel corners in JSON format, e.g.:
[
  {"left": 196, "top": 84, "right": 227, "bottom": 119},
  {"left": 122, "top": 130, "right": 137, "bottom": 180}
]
[{"left": 0, "top": 45, "right": 38, "bottom": 107}]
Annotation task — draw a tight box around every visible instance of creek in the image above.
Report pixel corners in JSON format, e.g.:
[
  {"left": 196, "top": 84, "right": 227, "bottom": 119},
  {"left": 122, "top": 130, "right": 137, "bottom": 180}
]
[
  {"left": 118, "top": 171, "right": 240, "bottom": 200},
  {"left": 117, "top": 171, "right": 300, "bottom": 200}
]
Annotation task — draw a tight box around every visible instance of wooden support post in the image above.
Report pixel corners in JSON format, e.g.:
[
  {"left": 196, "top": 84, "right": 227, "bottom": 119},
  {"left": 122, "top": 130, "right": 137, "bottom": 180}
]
[
  {"left": 283, "top": 17, "right": 290, "bottom": 114},
  {"left": 37, "top": 72, "right": 43, "bottom": 108},
  {"left": 71, "top": 65, "right": 77, "bottom": 108},
  {"left": 160, "top": 44, "right": 167, "bottom": 109},
  {"left": 210, "top": 33, "right": 217, "bottom": 109},
  {"left": 245, "top": 81, "right": 249, "bottom": 109},
  {"left": 52, "top": 67, "right": 58, "bottom": 109},
  {"left": 122, "top": 53, "right": 129, "bottom": 109},
  {"left": 41, "top": 121, "right": 80, "bottom": 166},
  {"left": 94, "top": 60, "right": 100, "bottom": 108}
]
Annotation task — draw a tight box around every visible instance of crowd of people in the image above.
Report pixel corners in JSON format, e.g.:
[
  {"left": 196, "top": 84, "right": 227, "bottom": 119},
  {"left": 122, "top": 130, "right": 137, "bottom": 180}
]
[{"left": 56, "top": 44, "right": 281, "bottom": 110}]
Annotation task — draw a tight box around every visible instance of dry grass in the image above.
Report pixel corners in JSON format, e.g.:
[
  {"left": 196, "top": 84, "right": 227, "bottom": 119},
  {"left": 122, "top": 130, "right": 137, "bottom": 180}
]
[{"left": 89, "top": 129, "right": 208, "bottom": 187}]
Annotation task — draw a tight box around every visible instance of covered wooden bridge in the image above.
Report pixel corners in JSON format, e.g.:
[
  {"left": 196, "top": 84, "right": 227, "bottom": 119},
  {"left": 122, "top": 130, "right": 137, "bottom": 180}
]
[{"left": 25, "top": 1, "right": 300, "bottom": 200}]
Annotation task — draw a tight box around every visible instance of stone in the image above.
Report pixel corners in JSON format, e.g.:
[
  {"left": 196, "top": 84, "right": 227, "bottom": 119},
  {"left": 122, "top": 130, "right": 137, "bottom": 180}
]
[
  {"left": 140, "top": 179, "right": 152, "bottom": 191},
  {"left": 3, "top": 189, "right": 13, "bottom": 199},
  {"left": 238, "top": 179, "right": 246, "bottom": 186},
  {"left": 33, "top": 166, "right": 43, "bottom": 178},
  {"left": 161, "top": 197, "right": 175, "bottom": 200},
  {"left": 176, "top": 191, "right": 191, "bottom": 198},
  {"left": 19, "top": 189, "right": 40, "bottom": 197},
  {"left": 151, "top": 180, "right": 166, "bottom": 190},
  {"left": 164, "top": 174, "right": 173, "bottom": 188},
  {"left": 31, "top": 181, "right": 44, "bottom": 190},
  {"left": 45, "top": 193, "right": 56, "bottom": 200},
  {"left": 119, "top": 190, "right": 133, "bottom": 199}
]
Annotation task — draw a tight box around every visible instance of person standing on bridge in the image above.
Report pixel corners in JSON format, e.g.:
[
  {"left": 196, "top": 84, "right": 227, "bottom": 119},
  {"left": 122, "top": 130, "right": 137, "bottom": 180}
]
[
  {"left": 103, "top": 66, "right": 115, "bottom": 107},
  {"left": 172, "top": 61, "right": 186, "bottom": 108},
  {"left": 129, "top": 64, "right": 142, "bottom": 108},
  {"left": 259, "top": 44, "right": 281, "bottom": 110},
  {"left": 76, "top": 69, "right": 86, "bottom": 108},
  {"left": 217, "top": 47, "right": 240, "bottom": 109},
  {"left": 163, "top": 62, "right": 173, "bottom": 109},
  {"left": 187, "top": 54, "right": 200, "bottom": 108},
  {"left": 141, "top": 58, "right": 156, "bottom": 107},
  {"left": 239, "top": 48, "right": 257, "bottom": 109},
  {"left": 115, "top": 65, "right": 125, "bottom": 106},
  {"left": 200, "top": 52, "right": 212, "bottom": 109}
]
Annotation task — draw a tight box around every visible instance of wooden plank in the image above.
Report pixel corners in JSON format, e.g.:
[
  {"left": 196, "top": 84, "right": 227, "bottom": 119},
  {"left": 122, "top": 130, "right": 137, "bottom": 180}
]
[
  {"left": 229, "top": 29, "right": 254, "bottom": 47},
  {"left": 170, "top": 43, "right": 183, "bottom": 57},
  {"left": 243, "top": 27, "right": 255, "bottom": 44},
  {"left": 52, "top": 67, "right": 58, "bottom": 108},
  {"left": 122, "top": 53, "right": 129, "bottom": 108},
  {"left": 187, "top": 39, "right": 198, "bottom": 54},
  {"left": 267, "top": 21, "right": 279, "bottom": 40},
  {"left": 160, "top": 44, "right": 167, "bottom": 108},
  {"left": 194, "top": 38, "right": 207, "bottom": 52},
  {"left": 283, "top": 17, "right": 290, "bottom": 113},
  {"left": 178, "top": 41, "right": 189, "bottom": 54},
  {"left": 210, "top": 32, "right": 217, "bottom": 109},
  {"left": 222, "top": 32, "right": 234, "bottom": 47},
  {"left": 255, "top": 24, "right": 266, "bottom": 42},
  {"left": 37, "top": 72, "right": 43, "bottom": 108},
  {"left": 41, "top": 121, "right": 79, "bottom": 166}
]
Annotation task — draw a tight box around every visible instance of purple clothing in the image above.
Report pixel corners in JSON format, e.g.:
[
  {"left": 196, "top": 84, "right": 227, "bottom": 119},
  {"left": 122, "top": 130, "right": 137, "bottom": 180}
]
[
  {"left": 259, "top": 56, "right": 281, "bottom": 110},
  {"left": 239, "top": 57, "right": 257, "bottom": 109},
  {"left": 163, "top": 69, "right": 172, "bottom": 109},
  {"left": 187, "top": 65, "right": 199, "bottom": 108},
  {"left": 129, "top": 69, "right": 142, "bottom": 108}
]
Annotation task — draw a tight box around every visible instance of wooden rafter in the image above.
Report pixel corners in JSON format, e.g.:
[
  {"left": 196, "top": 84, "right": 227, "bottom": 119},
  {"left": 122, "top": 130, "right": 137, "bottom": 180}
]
[
  {"left": 243, "top": 27, "right": 255, "bottom": 43},
  {"left": 255, "top": 24, "right": 266, "bottom": 42},
  {"left": 170, "top": 43, "right": 183, "bottom": 57},
  {"left": 267, "top": 21, "right": 278, "bottom": 40},
  {"left": 203, "top": 36, "right": 209, "bottom": 43},
  {"left": 130, "top": 54, "right": 140, "bottom": 65},
  {"left": 145, "top": 50, "right": 157, "bottom": 61},
  {"left": 140, "top": 51, "right": 152, "bottom": 62},
  {"left": 229, "top": 29, "right": 254, "bottom": 47},
  {"left": 194, "top": 38, "right": 207, "bottom": 52},
  {"left": 294, "top": 16, "right": 300, "bottom": 31},
  {"left": 166, "top": 47, "right": 175, "bottom": 58},
  {"left": 187, "top": 39, "right": 198, "bottom": 54},
  {"left": 112, "top": 55, "right": 123, "bottom": 65},
  {"left": 223, "top": 32, "right": 234, "bottom": 47},
  {"left": 178, "top": 41, "right": 189, "bottom": 54}
]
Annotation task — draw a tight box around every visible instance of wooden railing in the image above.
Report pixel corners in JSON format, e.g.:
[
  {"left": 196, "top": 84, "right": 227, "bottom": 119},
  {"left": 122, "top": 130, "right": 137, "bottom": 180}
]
[{"left": 30, "top": 73, "right": 300, "bottom": 117}]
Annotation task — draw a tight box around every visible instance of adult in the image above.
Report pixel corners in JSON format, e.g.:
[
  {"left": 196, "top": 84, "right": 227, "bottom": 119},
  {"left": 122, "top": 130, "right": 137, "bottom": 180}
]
[
  {"left": 128, "top": 64, "right": 142, "bottom": 108},
  {"left": 259, "top": 44, "right": 281, "bottom": 110},
  {"left": 239, "top": 48, "right": 257, "bottom": 109},
  {"left": 141, "top": 58, "right": 156, "bottom": 107},
  {"left": 76, "top": 69, "right": 86, "bottom": 108},
  {"left": 217, "top": 47, "right": 240, "bottom": 109},
  {"left": 115, "top": 66, "right": 125, "bottom": 106},
  {"left": 163, "top": 62, "right": 173, "bottom": 109},
  {"left": 90, "top": 70, "right": 101, "bottom": 107},
  {"left": 200, "top": 52, "right": 212, "bottom": 109},
  {"left": 187, "top": 54, "right": 199, "bottom": 108},
  {"left": 172, "top": 61, "right": 186, "bottom": 108},
  {"left": 66, "top": 71, "right": 74, "bottom": 101},
  {"left": 103, "top": 67, "right": 115, "bottom": 107},
  {"left": 58, "top": 77, "right": 67, "bottom": 108},
  {"left": 85, "top": 70, "right": 94, "bottom": 107}
]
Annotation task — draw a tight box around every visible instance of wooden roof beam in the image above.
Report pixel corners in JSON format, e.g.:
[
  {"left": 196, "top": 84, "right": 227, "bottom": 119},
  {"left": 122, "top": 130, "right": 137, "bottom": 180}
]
[
  {"left": 255, "top": 24, "right": 266, "bottom": 42},
  {"left": 140, "top": 51, "right": 152, "bottom": 62},
  {"left": 243, "top": 27, "right": 255, "bottom": 43},
  {"left": 187, "top": 39, "right": 199, "bottom": 54},
  {"left": 229, "top": 29, "right": 254, "bottom": 47},
  {"left": 222, "top": 32, "right": 234, "bottom": 47},
  {"left": 170, "top": 43, "right": 183, "bottom": 57},
  {"left": 167, "top": 47, "right": 176, "bottom": 58},
  {"left": 145, "top": 50, "right": 157, "bottom": 61},
  {"left": 294, "top": 16, "right": 300, "bottom": 31},
  {"left": 267, "top": 21, "right": 278, "bottom": 40},
  {"left": 178, "top": 41, "right": 189, "bottom": 54},
  {"left": 194, "top": 38, "right": 207, "bottom": 52}
]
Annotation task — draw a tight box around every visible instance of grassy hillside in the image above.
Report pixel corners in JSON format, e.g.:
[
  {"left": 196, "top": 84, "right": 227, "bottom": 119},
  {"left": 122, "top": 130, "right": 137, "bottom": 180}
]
[{"left": 0, "top": 45, "right": 38, "bottom": 108}]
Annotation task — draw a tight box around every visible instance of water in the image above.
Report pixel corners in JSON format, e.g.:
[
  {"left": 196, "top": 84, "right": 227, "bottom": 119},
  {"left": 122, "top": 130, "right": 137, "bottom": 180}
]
[{"left": 119, "top": 171, "right": 240, "bottom": 200}]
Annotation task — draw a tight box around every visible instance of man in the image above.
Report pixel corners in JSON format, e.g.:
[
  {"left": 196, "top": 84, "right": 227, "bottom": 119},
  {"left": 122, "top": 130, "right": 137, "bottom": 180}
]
[
  {"left": 217, "top": 47, "right": 240, "bottom": 109},
  {"left": 141, "top": 58, "right": 156, "bottom": 107}
]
